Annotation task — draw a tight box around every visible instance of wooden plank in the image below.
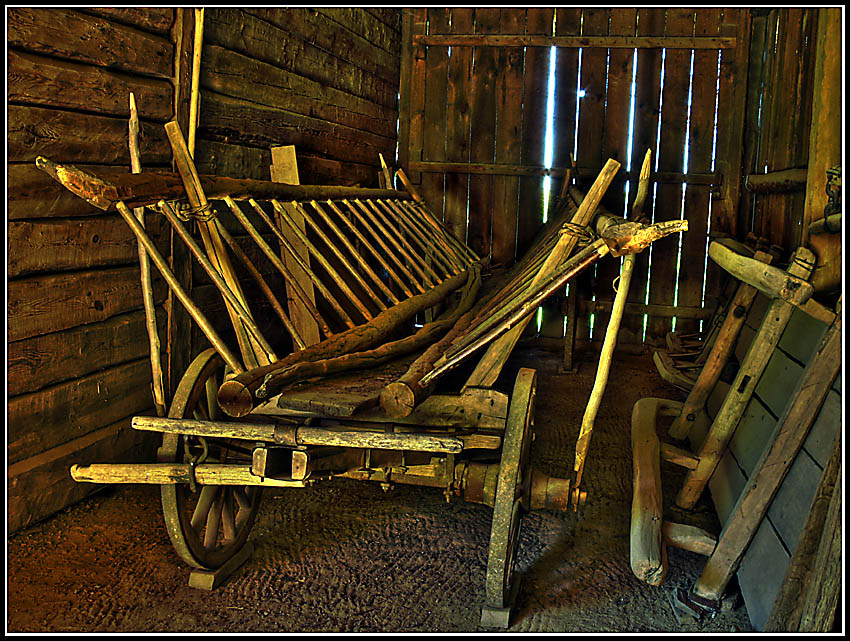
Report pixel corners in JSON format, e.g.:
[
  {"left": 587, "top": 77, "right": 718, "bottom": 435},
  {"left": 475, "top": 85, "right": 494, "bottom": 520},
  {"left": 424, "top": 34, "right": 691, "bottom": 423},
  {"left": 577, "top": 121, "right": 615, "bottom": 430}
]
[
  {"left": 466, "top": 8, "right": 501, "bottom": 261},
  {"left": 537, "top": 8, "right": 580, "bottom": 342},
  {"left": 712, "top": 9, "right": 750, "bottom": 243},
  {"left": 7, "top": 417, "right": 153, "bottom": 534},
  {"left": 778, "top": 305, "right": 829, "bottom": 364},
  {"left": 622, "top": 8, "right": 666, "bottom": 344},
  {"left": 489, "top": 8, "right": 527, "bottom": 267},
  {"left": 415, "top": 34, "right": 737, "bottom": 49},
  {"left": 246, "top": 8, "right": 400, "bottom": 86},
  {"left": 593, "top": 9, "right": 638, "bottom": 337},
  {"left": 728, "top": 397, "right": 778, "bottom": 476},
  {"left": 418, "top": 8, "right": 450, "bottom": 218},
  {"left": 514, "top": 9, "right": 554, "bottom": 260},
  {"left": 735, "top": 518, "right": 790, "bottom": 630},
  {"left": 801, "top": 8, "right": 839, "bottom": 239},
  {"left": 198, "top": 91, "right": 393, "bottom": 168},
  {"left": 801, "top": 389, "right": 841, "bottom": 468},
  {"left": 694, "top": 312, "right": 840, "bottom": 604},
  {"left": 8, "top": 309, "right": 165, "bottom": 398},
  {"left": 8, "top": 358, "right": 158, "bottom": 465},
  {"left": 676, "top": 9, "right": 722, "bottom": 336},
  {"left": 7, "top": 7, "right": 173, "bottom": 79},
  {"left": 764, "top": 431, "right": 840, "bottom": 632},
  {"left": 8, "top": 266, "right": 166, "bottom": 343},
  {"left": 738, "top": 13, "right": 769, "bottom": 229},
  {"left": 646, "top": 9, "right": 695, "bottom": 342},
  {"left": 7, "top": 105, "right": 171, "bottom": 165},
  {"left": 81, "top": 7, "right": 175, "bottom": 35},
  {"left": 203, "top": 8, "right": 397, "bottom": 110},
  {"left": 753, "top": 349, "right": 806, "bottom": 418},
  {"left": 8, "top": 216, "right": 146, "bottom": 277},
  {"left": 200, "top": 44, "right": 397, "bottom": 139},
  {"left": 314, "top": 8, "right": 401, "bottom": 56},
  {"left": 396, "top": 9, "right": 414, "bottom": 179},
  {"left": 766, "top": 451, "right": 822, "bottom": 552},
  {"left": 8, "top": 49, "right": 172, "bottom": 122},
  {"left": 270, "top": 147, "right": 320, "bottom": 348},
  {"left": 573, "top": 8, "right": 611, "bottom": 345},
  {"left": 442, "top": 8, "right": 475, "bottom": 245}
]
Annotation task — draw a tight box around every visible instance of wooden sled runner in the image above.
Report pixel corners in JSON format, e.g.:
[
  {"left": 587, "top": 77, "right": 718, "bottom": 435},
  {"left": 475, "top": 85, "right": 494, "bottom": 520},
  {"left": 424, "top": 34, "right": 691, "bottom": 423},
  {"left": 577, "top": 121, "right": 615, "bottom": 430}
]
[{"left": 39, "top": 120, "right": 684, "bottom": 629}]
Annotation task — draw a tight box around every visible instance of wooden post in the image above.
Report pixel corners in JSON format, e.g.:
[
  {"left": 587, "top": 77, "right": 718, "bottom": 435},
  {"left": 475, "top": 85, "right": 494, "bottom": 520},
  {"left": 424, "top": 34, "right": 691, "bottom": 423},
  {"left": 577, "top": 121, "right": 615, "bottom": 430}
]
[
  {"left": 187, "top": 7, "right": 204, "bottom": 157},
  {"left": 691, "top": 305, "right": 841, "bottom": 603},
  {"left": 129, "top": 92, "right": 167, "bottom": 418},
  {"left": 573, "top": 253, "right": 635, "bottom": 486},
  {"left": 270, "top": 145, "right": 320, "bottom": 347},
  {"left": 630, "top": 397, "right": 670, "bottom": 585},
  {"left": 675, "top": 247, "right": 816, "bottom": 509},
  {"left": 765, "top": 430, "right": 841, "bottom": 631},
  {"left": 668, "top": 249, "right": 772, "bottom": 439}
]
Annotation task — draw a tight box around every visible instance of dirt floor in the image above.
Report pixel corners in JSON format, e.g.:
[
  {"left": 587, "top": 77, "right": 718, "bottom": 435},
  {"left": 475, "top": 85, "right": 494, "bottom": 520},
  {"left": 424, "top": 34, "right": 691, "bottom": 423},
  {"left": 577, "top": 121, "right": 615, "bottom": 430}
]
[{"left": 7, "top": 349, "right": 754, "bottom": 633}]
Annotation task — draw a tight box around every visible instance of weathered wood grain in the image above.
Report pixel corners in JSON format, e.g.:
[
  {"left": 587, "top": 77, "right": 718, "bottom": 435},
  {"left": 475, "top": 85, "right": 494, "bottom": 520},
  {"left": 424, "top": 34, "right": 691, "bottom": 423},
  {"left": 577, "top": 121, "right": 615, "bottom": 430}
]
[
  {"left": 198, "top": 91, "right": 393, "bottom": 168},
  {"left": 246, "top": 8, "right": 400, "bottom": 86},
  {"left": 418, "top": 8, "right": 451, "bottom": 222},
  {"left": 8, "top": 309, "right": 166, "bottom": 397},
  {"left": 81, "top": 7, "right": 175, "bottom": 35},
  {"left": 466, "top": 8, "right": 501, "bottom": 261},
  {"left": 8, "top": 105, "right": 171, "bottom": 165},
  {"left": 8, "top": 266, "right": 166, "bottom": 343},
  {"left": 200, "top": 44, "right": 397, "bottom": 139},
  {"left": 8, "top": 49, "right": 172, "bottom": 121},
  {"left": 8, "top": 7, "right": 173, "bottom": 79},
  {"left": 7, "top": 215, "right": 164, "bottom": 277},
  {"left": 204, "top": 8, "right": 397, "bottom": 109},
  {"left": 490, "top": 8, "right": 527, "bottom": 267},
  {"left": 442, "top": 8, "right": 475, "bottom": 244},
  {"left": 622, "top": 8, "right": 666, "bottom": 344},
  {"left": 8, "top": 358, "right": 158, "bottom": 465},
  {"left": 315, "top": 7, "right": 401, "bottom": 56},
  {"left": 646, "top": 9, "right": 695, "bottom": 341},
  {"left": 8, "top": 417, "right": 153, "bottom": 534}
]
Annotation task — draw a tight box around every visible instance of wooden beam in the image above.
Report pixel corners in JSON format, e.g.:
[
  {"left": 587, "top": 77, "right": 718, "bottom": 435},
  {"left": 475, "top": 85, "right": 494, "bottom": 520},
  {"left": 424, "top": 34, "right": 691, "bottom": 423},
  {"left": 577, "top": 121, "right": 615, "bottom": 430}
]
[{"left": 413, "top": 34, "right": 737, "bottom": 49}]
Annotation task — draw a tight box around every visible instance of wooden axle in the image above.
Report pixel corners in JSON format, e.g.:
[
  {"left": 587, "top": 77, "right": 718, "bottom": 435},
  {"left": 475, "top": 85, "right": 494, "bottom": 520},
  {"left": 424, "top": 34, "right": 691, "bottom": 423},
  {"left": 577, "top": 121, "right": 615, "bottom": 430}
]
[
  {"left": 132, "top": 416, "right": 469, "bottom": 454},
  {"left": 70, "top": 463, "right": 306, "bottom": 488}
]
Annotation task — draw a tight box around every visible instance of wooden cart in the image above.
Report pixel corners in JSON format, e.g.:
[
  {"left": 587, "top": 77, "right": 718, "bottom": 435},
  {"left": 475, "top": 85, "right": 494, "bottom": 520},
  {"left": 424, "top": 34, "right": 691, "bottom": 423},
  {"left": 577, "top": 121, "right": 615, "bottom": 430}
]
[{"left": 37, "top": 121, "right": 684, "bottom": 628}]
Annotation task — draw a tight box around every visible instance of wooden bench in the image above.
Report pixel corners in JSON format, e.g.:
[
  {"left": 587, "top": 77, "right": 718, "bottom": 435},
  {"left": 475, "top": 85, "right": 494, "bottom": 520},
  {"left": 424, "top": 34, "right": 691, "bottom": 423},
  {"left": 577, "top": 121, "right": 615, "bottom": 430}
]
[{"left": 38, "top": 120, "right": 685, "bottom": 629}]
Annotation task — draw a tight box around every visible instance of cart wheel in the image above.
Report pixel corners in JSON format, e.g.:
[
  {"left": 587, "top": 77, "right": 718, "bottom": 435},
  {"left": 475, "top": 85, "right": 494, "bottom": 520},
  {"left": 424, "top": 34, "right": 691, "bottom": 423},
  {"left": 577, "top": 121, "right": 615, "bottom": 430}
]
[
  {"left": 159, "top": 348, "right": 262, "bottom": 570},
  {"left": 481, "top": 368, "right": 537, "bottom": 628}
]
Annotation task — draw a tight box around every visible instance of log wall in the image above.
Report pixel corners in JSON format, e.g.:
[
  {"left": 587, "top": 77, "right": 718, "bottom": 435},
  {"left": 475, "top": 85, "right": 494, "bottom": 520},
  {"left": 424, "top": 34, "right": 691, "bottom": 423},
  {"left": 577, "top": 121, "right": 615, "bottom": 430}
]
[
  {"left": 7, "top": 7, "right": 403, "bottom": 534},
  {"left": 7, "top": 7, "right": 176, "bottom": 534},
  {"left": 398, "top": 8, "right": 751, "bottom": 345},
  {"left": 194, "top": 8, "right": 400, "bottom": 186}
]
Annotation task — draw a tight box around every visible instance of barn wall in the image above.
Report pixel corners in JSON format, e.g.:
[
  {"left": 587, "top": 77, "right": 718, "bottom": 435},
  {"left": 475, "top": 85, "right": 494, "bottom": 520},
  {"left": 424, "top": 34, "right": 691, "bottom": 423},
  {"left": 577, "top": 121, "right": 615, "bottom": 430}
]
[
  {"left": 7, "top": 7, "right": 403, "bottom": 533},
  {"left": 398, "top": 8, "right": 751, "bottom": 346},
  {"left": 738, "top": 8, "right": 819, "bottom": 253},
  {"left": 193, "top": 8, "right": 401, "bottom": 186},
  {"left": 7, "top": 7, "right": 178, "bottom": 533}
]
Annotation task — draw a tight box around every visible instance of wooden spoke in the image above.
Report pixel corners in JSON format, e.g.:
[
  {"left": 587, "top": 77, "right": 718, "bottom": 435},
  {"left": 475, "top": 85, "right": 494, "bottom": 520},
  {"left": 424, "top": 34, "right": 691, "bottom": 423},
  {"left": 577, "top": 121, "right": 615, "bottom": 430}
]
[{"left": 160, "top": 348, "right": 263, "bottom": 570}]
